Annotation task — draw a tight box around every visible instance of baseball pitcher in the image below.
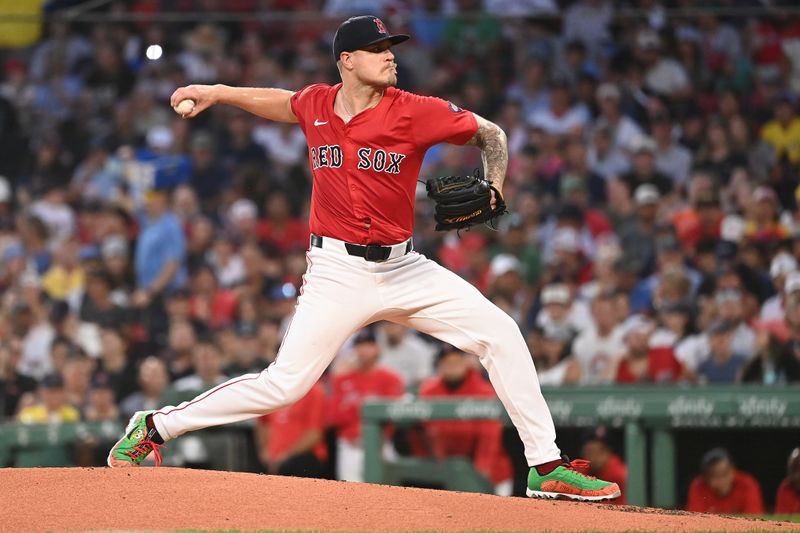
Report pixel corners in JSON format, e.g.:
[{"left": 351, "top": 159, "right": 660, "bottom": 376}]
[{"left": 108, "top": 15, "right": 620, "bottom": 501}]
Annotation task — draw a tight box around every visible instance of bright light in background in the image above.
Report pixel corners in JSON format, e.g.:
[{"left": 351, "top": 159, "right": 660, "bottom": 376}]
[{"left": 145, "top": 44, "right": 163, "bottom": 61}]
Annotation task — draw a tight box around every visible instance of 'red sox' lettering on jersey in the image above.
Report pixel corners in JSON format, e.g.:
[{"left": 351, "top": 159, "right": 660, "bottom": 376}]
[
  {"left": 356, "top": 147, "right": 406, "bottom": 174},
  {"left": 290, "top": 83, "right": 477, "bottom": 245},
  {"left": 310, "top": 145, "right": 343, "bottom": 169},
  {"left": 311, "top": 144, "right": 406, "bottom": 174}
]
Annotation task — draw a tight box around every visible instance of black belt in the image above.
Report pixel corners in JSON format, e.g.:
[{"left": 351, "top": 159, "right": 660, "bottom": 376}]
[{"left": 310, "top": 234, "right": 412, "bottom": 262}]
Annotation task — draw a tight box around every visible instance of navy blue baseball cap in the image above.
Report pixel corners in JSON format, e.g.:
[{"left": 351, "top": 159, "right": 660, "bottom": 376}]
[{"left": 333, "top": 15, "right": 409, "bottom": 61}]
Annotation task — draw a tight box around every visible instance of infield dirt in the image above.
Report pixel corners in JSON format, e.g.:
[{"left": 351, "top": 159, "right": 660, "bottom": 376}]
[{"left": 1, "top": 467, "right": 798, "bottom": 532}]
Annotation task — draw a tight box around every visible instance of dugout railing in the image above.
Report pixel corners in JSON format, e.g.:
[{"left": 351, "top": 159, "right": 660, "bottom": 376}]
[
  {"left": 362, "top": 385, "right": 800, "bottom": 507},
  {"left": 1, "top": 385, "right": 798, "bottom": 506}
]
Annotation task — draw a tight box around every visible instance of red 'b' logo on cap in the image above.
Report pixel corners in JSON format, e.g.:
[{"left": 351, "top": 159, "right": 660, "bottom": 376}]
[{"left": 374, "top": 18, "right": 387, "bottom": 34}]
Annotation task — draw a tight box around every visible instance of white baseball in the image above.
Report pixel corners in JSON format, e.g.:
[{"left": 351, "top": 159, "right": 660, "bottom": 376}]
[{"left": 174, "top": 99, "right": 195, "bottom": 116}]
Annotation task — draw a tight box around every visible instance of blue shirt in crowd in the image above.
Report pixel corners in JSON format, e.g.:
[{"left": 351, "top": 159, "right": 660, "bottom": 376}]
[
  {"left": 697, "top": 354, "right": 748, "bottom": 384},
  {"left": 135, "top": 211, "right": 187, "bottom": 293}
]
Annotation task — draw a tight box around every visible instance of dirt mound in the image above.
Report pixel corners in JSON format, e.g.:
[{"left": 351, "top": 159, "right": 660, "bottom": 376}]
[{"left": 0, "top": 468, "right": 797, "bottom": 532}]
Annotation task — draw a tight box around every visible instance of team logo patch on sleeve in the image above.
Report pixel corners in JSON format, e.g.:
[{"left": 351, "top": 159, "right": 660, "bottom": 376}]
[{"left": 448, "top": 101, "right": 463, "bottom": 113}]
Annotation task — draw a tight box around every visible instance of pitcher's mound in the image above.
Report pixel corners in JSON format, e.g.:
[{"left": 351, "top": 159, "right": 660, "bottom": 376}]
[{"left": 0, "top": 467, "right": 797, "bottom": 532}]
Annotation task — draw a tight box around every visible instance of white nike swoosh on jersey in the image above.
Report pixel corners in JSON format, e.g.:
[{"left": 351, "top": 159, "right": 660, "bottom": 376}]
[{"left": 314, "top": 119, "right": 328, "bottom": 126}]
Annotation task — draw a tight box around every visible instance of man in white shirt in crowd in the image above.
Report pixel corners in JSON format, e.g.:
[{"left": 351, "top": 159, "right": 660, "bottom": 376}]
[
  {"left": 528, "top": 79, "right": 590, "bottom": 137},
  {"left": 651, "top": 113, "right": 692, "bottom": 185},
  {"left": 375, "top": 321, "right": 436, "bottom": 389},
  {"left": 761, "top": 254, "right": 798, "bottom": 321},
  {"left": 536, "top": 282, "right": 592, "bottom": 336},
  {"left": 587, "top": 124, "right": 631, "bottom": 181},
  {"left": 594, "top": 82, "right": 642, "bottom": 152},
  {"left": 571, "top": 289, "right": 625, "bottom": 384},
  {"left": 637, "top": 29, "right": 691, "bottom": 97},
  {"left": 173, "top": 340, "right": 229, "bottom": 391},
  {"left": 715, "top": 288, "right": 756, "bottom": 360}
]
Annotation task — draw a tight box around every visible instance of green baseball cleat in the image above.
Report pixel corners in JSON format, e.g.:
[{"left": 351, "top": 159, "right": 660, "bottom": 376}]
[
  {"left": 527, "top": 458, "right": 621, "bottom": 501},
  {"left": 107, "top": 411, "right": 165, "bottom": 467}
]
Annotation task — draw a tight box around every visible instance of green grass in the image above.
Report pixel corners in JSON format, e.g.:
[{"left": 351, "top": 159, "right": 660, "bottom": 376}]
[{"left": 767, "top": 514, "right": 800, "bottom": 522}]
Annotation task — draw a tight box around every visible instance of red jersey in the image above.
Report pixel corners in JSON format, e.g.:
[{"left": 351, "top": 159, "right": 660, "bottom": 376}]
[
  {"left": 189, "top": 290, "right": 238, "bottom": 330},
  {"left": 775, "top": 478, "right": 800, "bottom": 514},
  {"left": 257, "top": 218, "right": 310, "bottom": 253},
  {"left": 596, "top": 453, "right": 627, "bottom": 505},
  {"left": 418, "top": 368, "right": 513, "bottom": 484},
  {"left": 584, "top": 209, "right": 613, "bottom": 238},
  {"left": 686, "top": 470, "right": 764, "bottom": 514},
  {"left": 257, "top": 382, "right": 327, "bottom": 462},
  {"left": 671, "top": 208, "right": 722, "bottom": 251},
  {"left": 615, "top": 347, "right": 683, "bottom": 384},
  {"left": 330, "top": 365, "right": 405, "bottom": 442},
  {"left": 290, "top": 83, "right": 478, "bottom": 245}
]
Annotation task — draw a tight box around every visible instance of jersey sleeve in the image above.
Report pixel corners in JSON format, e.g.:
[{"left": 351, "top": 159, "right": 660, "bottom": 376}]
[
  {"left": 303, "top": 384, "right": 326, "bottom": 431},
  {"left": 382, "top": 370, "right": 406, "bottom": 398},
  {"left": 774, "top": 479, "right": 799, "bottom": 513},
  {"left": 289, "top": 83, "right": 326, "bottom": 129},
  {"left": 741, "top": 475, "right": 765, "bottom": 514},
  {"left": 408, "top": 95, "right": 479, "bottom": 148},
  {"left": 685, "top": 477, "right": 707, "bottom": 512}
]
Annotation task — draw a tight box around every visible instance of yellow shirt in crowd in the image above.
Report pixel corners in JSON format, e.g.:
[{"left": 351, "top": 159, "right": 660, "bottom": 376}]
[
  {"left": 0, "top": 0, "right": 44, "bottom": 48},
  {"left": 17, "top": 404, "right": 80, "bottom": 425},
  {"left": 761, "top": 118, "right": 800, "bottom": 164},
  {"left": 40, "top": 266, "right": 85, "bottom": 301}
]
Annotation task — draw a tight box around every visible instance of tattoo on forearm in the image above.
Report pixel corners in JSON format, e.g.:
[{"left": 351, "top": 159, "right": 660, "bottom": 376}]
[{"left": 466, "top": 119, "right": 508, "bottom": 191}]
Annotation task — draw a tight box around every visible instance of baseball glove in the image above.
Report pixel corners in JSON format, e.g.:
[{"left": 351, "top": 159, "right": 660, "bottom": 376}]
[{"left": 425, "top": 173, "right": 507, "bottom": 231}]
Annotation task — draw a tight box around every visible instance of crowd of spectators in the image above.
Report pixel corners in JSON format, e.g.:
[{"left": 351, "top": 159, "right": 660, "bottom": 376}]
[{"left": 2, "top": 0, "right": 800, "bottom": 501}]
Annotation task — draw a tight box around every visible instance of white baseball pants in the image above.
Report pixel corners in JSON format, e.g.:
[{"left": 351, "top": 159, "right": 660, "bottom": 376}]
[{"left": 151, "top": 239, "right": 561, "bottom": 467}]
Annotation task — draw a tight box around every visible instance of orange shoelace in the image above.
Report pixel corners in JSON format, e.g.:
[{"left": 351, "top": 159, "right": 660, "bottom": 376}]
[
  {"left": 125, "top": 440, "right": 165, "bottom": 467},
  {"left": 563, "top": 459, "right": 596, "bottom": 479}
]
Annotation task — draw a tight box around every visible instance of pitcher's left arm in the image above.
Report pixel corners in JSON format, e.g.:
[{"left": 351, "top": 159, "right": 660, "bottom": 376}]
[{"left": 465, "top": 113, "right": 508, "bottom": 207}]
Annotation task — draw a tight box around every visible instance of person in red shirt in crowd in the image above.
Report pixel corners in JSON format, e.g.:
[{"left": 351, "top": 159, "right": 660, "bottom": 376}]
[
  {"left": 330, "top": 328, "right": 405, "bottom": 482},
  {"left": 671, "top": 192, "right": 723, "bottom": 252},
  {"left": 687, "top": 448, "right": 764, "bottom": 514},
  {"left": 775, "top": 447, "right": 800, "bottom": 514},
  {"left": 188, "top": 263, "right": 238, "bottom": 330},
  {"left": 614, "top": 314, "right": 683, "bottom": 384},
  {"left": 743, "top": 186, "right": 789, "bottom": 245},
  {"left": 255, "top": 381, "right": 327, "bottom": 478},
  {"left": 257, "top": 189, "right": 309, "bottom": 254},
  {"left": 437, "top": 232, "right": 492, "bottom": 294},
  {"left": 580, "top": 426, "right": 627, "bottom": 505},
  {"left": 418, "top": 344, "right": 514, "bottom": 495}
]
